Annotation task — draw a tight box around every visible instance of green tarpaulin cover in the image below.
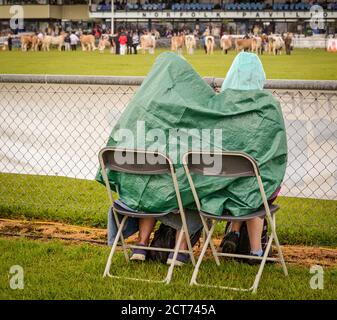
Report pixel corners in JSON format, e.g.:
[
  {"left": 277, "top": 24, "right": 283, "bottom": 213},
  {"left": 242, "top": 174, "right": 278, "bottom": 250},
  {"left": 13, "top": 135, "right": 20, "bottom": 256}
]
[{"left": 96, "top": 52, "right": 287, "bottom": 216}]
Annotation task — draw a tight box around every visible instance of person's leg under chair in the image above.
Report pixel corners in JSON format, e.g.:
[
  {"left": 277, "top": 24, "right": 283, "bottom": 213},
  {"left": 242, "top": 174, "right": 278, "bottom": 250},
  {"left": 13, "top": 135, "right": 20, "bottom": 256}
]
[
  {"left": 130, "top": 217, "right": 156, "bottom": 261},
  {"left": 167, "top": 230, "right": 189, "bottom": 266},
  {"left": 246, "top": 218, "right": 264, "bottom": 257},
  {"left": 221, "top": 221, "right": 242, "bottom": 253},
  {"left": 221, "top": 218, "right": 264, "bottom": 258}
]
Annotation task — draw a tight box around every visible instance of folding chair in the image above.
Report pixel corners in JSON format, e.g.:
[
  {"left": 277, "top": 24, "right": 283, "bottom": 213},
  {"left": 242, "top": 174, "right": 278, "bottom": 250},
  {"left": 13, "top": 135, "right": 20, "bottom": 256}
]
[
  {"left": 98, "top": 147, "right": 196, "bottom": 284},
  {"left": 183, "top": 151, "right": 288, "bottom": 293}
]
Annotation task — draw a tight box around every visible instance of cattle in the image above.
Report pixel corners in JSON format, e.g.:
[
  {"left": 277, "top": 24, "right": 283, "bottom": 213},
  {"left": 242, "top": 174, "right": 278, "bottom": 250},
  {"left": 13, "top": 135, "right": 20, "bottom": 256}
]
[
  {"left": 20, "top": 34, "right": 41, "bottom": 52},
  {"left": 268, "top": 35, "right": 285, "bottom": 55},
  {"left": 283, "top": 33, "right": 293, "bottom": 55},
  {"left": 171, "top": 34, "right": 184, "bottom": 54},
  {"left": 31, "top": 35, "right": 41, "bottom": 51},
  {"left": 20, "top": 35, "right": 29, "bottom": 51},
  {"left": 98, "top": 34, "right": 114, "bottom": 53},
  {"left": 220, "top": 35, "right": 232, "bottom": 54},
  {"left": 20, "top": 35, "right": 34, "bottom": 51},
  {"left": 205, "top": 35, "right": 215, "bottom": 54},
  {"left": 261, "top": 34, "right": 269, "bottom": 53},
  {"left": 80, "top": 34, "right": 97, "bottom": 51},
  {"left": 185, "top": 34, "right": 196, "bottom": 55},
  {"left": 235, "top": 38, "right": 253, "bottom": 52},
  {"left": 152, "top": 29, "right": 160, "bottom": 39},
  {"left": 42, "top": 34, "right": 65, "bottom": 51},
  {"left": 140, "top": 33, "right": 156, "bottom": 54},
  {"left": 251, "top": 36, "right": 263, "bottom": 55}
]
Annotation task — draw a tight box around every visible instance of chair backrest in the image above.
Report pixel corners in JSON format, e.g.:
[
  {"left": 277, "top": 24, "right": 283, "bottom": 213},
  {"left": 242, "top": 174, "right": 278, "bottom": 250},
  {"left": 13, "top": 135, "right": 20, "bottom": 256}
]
[
  {"left": 99, "top": 147, "right": 171, "bottom": 175},
  {"left": 183, "top": 151, "right": 258, "bottom": 177}
]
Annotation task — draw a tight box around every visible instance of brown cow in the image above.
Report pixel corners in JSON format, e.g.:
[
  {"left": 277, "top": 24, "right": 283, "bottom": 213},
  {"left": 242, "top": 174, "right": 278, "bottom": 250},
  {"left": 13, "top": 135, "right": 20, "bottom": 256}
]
[
  {"left": 171, "top": 33, "right": 184, "bottom": 54},
  {"left": 235, "top": 38, "right": 253, "bottom": 52},
  {"left": 283, "top": 33, "right": 293, "bottom": 55},
  {"left": 21, "top": 35, "right": 34, "bottom": 51},
  {"left": 80, "top": 34, "right": 97, "bottom": 51}
]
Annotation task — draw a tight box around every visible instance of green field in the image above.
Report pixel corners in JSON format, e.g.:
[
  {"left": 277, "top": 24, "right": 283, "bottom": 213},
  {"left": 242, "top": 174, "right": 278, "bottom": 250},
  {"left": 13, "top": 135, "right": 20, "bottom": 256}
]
[
  {"left": 0, "top": 238, "right": 336, "bottom": 300},
  {"left": 1, "top": 173, "right": 337, "bottom": 247},
  {"left": 0, "top": 48, "right": 336, "bottom": 80}
]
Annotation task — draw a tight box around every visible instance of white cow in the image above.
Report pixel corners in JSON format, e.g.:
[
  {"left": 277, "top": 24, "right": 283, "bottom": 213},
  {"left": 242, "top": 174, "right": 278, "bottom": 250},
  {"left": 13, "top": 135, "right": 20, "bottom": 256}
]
[
  {"left": 220, "top": 35, "right": 232, "bottom": 54},
  {"left": 140, "top": 34, "right": 156, "bottom": 54},
  {"left": 205, "top": 35, "right": 215, "bottom": 54},
  {"left": 42, "top": 34, "right": 65, "bottom": 51},
  {"left": 98, "top": 34, "right": 114, "bottom": 53},
  {"left": 185, "top": 34, "right": 196, "bottom": 54},
  {"left": 251, "top": 36, "right": 263, "bottom": 55},
  {"left": 268, "top": 35, "right": 285, "bottom": 55}
]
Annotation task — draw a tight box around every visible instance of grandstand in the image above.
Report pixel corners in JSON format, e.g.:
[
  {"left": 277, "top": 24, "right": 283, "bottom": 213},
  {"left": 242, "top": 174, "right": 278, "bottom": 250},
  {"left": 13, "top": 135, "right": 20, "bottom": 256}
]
[{"left": 0, "top": 1, "right": 336, "bottom": 36}]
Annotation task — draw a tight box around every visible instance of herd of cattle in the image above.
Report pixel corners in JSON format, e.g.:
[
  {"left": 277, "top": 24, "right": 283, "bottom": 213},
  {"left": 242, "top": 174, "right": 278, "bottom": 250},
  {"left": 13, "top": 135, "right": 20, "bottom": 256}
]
[
  {"left": 170, "top": 33, "right": 292, "bottom": 55},
  {"left": 16, "top": 31, "right": 292, "bottom": 55},
  {"left": 20, "top": 33, "right": 97, "bottom": 52},
  {"left": 18, "top": 32, "right": 157, "bottom": 54}
]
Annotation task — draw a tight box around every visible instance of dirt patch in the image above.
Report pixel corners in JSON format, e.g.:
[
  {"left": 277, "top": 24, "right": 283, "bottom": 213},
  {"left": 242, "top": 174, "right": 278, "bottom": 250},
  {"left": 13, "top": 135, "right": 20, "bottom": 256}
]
[
  {"left": 0, "top": 218, "right": 107, "bottom": 244},
  {"left": 1, "top": 218, "right": 336, "bottom": 268}
]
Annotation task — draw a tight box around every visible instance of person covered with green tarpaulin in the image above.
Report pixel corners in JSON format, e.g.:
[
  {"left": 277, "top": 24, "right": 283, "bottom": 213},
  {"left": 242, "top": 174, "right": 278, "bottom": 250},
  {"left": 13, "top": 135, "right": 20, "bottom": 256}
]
[{"left": 96, "top": 51, "right": 287, "bottom": 266}]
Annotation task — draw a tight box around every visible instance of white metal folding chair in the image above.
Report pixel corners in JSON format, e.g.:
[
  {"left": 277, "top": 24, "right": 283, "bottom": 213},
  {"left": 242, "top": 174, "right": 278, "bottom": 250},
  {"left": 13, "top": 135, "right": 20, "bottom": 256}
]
[
  {"left": 183, "top": 151, "right": 288, "bottom": 293},
  {"left": 98, "top": 147, "right": 196, "bottom": 284}
]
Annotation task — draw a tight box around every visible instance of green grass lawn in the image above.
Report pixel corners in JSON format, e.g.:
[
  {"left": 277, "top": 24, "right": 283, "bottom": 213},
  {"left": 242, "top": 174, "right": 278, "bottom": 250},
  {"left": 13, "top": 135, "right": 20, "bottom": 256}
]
[
  {"left": 0, "top": 48, "right": 336, "bottom": 80},
  {"left": 1, "top": 173, "right": 336, "bottom": 247},
  {"left": 0, "top": 237, "right": 336, "bottom": 300}
]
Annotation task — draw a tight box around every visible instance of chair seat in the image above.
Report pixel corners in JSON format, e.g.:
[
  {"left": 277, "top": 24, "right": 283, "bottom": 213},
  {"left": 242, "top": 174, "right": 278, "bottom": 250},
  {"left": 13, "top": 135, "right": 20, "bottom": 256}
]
[
  {"left": 200, "top": 204, "right": 279, "bottom": 221},
  {"left": 113, "top": 199, "right": 172, "bottom": 218}
]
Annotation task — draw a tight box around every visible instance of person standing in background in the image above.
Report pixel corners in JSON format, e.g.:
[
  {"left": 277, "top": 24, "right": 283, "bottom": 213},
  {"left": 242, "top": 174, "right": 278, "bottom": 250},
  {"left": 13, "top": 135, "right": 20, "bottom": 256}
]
[
  {"left": 119, "top": 31, "right": 127, "bottom": 55},
  {"left": 7, "top": 33, "right": 12, "bottom": 51},
  {"left": 113, "top": 31, "right": 120, "bottom": 55},
  {"left": 70, "top": 31, "right": 79, "bottom": 51},
  {"left": 132, "top": 30, "right": 139, "bottom": 54},
  {"left": 64, "top": 32, "right": 71, "bottom": 51},
  {"left": 127, "top": 31, "right": 133, "bottom": 54}
]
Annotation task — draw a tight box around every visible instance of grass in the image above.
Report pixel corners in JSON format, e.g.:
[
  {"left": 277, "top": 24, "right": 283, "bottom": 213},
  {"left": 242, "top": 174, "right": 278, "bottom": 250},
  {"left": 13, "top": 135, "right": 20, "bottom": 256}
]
[
  {"left": 0, "top": 237, "right": 336, "bottom": 300},
  {"left": 1, "top": 173, "right": 336, "bottom": 247},
  {"left": 0, "top": 48, "right": 336, "bottom": 80}
]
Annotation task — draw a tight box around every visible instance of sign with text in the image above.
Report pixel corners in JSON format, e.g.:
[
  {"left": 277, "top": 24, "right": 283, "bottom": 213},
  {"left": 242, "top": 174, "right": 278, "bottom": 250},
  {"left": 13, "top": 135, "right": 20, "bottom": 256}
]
[{"left": 90, "top": 10, "right": 337, "bottom": 20}]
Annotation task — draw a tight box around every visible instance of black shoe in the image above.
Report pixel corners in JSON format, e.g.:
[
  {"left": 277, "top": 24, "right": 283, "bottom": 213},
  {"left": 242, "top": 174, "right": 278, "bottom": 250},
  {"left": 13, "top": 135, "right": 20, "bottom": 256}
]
[
  {"left": 220, "top": 231, "right": 240, "bottom": 254},
  {"left": 247, "top": 253, "right": 264, "bottom": 265}
]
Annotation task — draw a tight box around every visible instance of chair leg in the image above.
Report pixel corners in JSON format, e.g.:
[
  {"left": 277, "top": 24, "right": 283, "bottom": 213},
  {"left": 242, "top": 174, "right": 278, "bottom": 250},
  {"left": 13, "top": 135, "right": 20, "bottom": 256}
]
[
  {"left": 164, "top": 228, "right": 185, "bottom": 284},
  {"left": 190, "top": 221, "right": 216, "bottom": 285},
  {"left": 251, "top": 232, "right": 274, "bottom": 293},
  {"left": 200, "top": 216, "right": 220, "bottom": 266},
  {"left": 112, "top": 210, "right": 129, "bottom": 262},
  {"left": 180, "top": 215, "right": 196, "bottom": 266},
  {"left": 103, "top": 215, "right": 128, "bottom": 278},
  {"left": 266, "top": 214, "right": 288, "bottom": 276}
]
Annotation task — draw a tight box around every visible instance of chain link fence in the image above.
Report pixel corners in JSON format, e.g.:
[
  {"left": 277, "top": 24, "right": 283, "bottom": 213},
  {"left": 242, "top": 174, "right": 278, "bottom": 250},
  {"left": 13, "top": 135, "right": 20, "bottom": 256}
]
[{"left": 0, "top": 75, "right": 336, "bottom": 244}]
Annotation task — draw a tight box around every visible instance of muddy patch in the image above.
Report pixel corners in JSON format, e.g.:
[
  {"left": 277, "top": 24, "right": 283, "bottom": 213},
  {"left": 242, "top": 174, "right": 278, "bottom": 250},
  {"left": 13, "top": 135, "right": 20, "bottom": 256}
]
[{"left": 1, "top": 218, "right": 336, "bottom": 268}]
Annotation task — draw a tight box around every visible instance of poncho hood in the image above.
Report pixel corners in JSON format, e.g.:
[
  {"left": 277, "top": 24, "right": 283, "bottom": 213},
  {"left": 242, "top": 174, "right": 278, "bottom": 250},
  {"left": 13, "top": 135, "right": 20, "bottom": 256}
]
[{"left": 221, "top": 52, "right": 266, "bottom": 91}]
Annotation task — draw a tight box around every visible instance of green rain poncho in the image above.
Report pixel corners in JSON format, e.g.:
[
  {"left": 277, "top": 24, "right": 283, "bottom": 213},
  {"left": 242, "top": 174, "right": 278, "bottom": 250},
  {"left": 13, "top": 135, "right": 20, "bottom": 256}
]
[{"left": 96, "top": 52, "right": 287, "bottom": 216}]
